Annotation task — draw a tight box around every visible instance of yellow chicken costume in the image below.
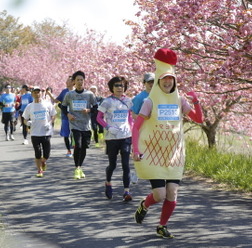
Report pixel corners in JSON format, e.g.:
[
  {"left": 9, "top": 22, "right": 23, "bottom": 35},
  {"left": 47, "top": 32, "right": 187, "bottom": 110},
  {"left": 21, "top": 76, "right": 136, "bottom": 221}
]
[{"left": 134, "top": 48, "right": 185, "bottom": 180}]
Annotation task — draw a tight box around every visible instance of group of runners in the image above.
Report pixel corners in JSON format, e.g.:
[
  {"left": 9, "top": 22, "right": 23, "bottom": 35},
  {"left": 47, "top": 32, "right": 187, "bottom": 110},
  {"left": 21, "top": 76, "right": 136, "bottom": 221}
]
[{"left": 0, "top": 48, "right": 204, "bottom": 239}]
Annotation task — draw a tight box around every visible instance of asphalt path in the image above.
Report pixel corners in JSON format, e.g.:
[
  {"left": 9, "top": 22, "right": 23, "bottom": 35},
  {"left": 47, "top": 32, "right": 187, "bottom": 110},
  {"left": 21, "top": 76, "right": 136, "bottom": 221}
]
[{"left": 0, "top": 124, "right": 251, "bottom": 248}]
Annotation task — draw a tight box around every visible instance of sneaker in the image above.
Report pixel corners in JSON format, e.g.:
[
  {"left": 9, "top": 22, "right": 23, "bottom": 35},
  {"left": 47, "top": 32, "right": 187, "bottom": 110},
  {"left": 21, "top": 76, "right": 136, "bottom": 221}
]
[
  {"left": 36, "top": 171, "right": 44, "bottom": 178},
  {"left": 5, "top": 135, "right": 10, "bottom": 141},
  {"left": 135, "top": 200, "right": 148, "bottom": 224},
  {"left": 156, "top": 225, "right": 174, "bottom": 239},
  {"left": 123, "top": 191, "right": 132, "bottom": 202},
  {"left": 66, "top": 151, "right": 72, "bottom": 157},
  {"left": 10, "top": 134, "right": 15, "bottom": 141},
  {"left": 23, "top": 139, "right": 29, "bottom": 145},
  {"left": 105, "top": 183, "right": 113, "bottom": 199},
  {"left": 79, "top": 168, "right": 85, "bottom": 178},
  {"left": 130, "top": 172, "right": 138, "bottom": 184},
  {"left": 42, "top": 161, "right": 47, "bottom": 171},
  {"left": 98, "top": 133, "right": 104, "bottom": 140},
  {"left": 74, "top": 168, "right": 81, "bottom": 179},
  {"left": 95, "top": 143, "right": 100, "bottom": 148}
]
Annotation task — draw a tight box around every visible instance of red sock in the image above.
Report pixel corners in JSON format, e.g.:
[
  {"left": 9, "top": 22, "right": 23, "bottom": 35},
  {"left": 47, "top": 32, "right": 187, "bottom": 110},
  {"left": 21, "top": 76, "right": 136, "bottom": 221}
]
[
  {"left": 144, "top": 193, "right": 157, "bottom": 208},
  {"left": 159, "top": 200, "right": 177, "bottom": 226}
]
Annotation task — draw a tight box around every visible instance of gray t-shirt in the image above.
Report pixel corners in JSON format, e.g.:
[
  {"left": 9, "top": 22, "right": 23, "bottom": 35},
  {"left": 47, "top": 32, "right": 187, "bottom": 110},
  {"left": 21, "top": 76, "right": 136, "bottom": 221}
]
[{"left": 62, "top": 89, "right": 97, "bottom": 131}]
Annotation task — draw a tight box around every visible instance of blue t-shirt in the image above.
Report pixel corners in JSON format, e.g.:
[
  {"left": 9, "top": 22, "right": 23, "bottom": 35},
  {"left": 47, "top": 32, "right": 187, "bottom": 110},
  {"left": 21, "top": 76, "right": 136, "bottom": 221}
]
[
  {"left": 56, "top": 88, "right": 69, "bottom": 120},
  {"left": 20, "top": 93, "right": 33, "bottom": 112},
  {"left": 131, "top": 90, "right": 149, "bottom": 115},
  {"left": 0, "top": 93, "right": 16, "bottom": 113}
]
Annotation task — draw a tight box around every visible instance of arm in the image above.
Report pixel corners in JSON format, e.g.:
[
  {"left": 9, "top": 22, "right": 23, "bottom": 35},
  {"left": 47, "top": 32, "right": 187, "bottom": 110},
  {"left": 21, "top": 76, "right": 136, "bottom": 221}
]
[
  {"left": 132, "top": 115, "right": 145, "bottom": 161},
  {"left": 96, "top": 111, "right": 108, "bottom": 128},
  {"left": 128, "top": 111, "right": 134, "bottom": 130},
  {"left": 46, "top": 90, "right": 59, "bottom": 103},
  {"left": 186, "top": 92, "right": 204, "bottom": 124}
]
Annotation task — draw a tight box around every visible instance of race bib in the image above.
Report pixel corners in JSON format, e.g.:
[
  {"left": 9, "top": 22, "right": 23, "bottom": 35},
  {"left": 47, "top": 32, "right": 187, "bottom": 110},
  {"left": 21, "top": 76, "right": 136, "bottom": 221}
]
[
  {"left": 72, "top": 100, "right": 87, "bottom": 111},
  {"left": 22, "top": 99, "right": 29, "bottom": 105},
  {"left": 157, "top": 104, "right": 179, "bottom": 121},
  {"left": 112, "top": 110, "right": 128, "bottom": 123},
  {"left": 34, "top": 110, "right": 46, "bottom": 120}
]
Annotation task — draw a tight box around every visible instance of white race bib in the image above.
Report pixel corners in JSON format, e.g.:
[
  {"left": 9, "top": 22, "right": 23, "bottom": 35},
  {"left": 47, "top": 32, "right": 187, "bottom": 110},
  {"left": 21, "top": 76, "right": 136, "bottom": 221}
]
[
  {"left": 34, "top": 110, "right": 46, "bottom": 120},
  {"left": 112, "top": 110, "right": 128, "bottom": 123},
  {"left": 157, "top": 104, "right": 179, "bottom": 121},
  {"left": 72, "top": 100, "right": 87, "bottom": 111}
]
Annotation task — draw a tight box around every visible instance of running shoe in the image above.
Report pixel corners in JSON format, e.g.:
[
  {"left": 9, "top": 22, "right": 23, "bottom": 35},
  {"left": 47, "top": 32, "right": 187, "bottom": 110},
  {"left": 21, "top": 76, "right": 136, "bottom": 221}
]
[
  {"left": 23, "top": 139, "right": 29, "bottom": 145},
  {"left": 105, "top": 183, "right": 113, "bottom": 199},
  {"left": 156, "top": 225, "right": 174, "bottom": 239},
  {"left": 79, "top": 168, "right": 85, "bottom": 178},
  {"left": 5, "top": 135, "right": 10, "bottom": 141},
  {"left": 74, "top": 168, "right": 81, "bottom": 179},
  {"left": 36, "top": 171, "right": 43, "bottom": 178},
  {"left": 95, "top": 143, "right": 100, "bottom": 148},
  {"left": 130, "top": 172, "right": 138, "bottom": 184},
  {"left": 98, "top": 133, "right": 104, "bottom": 140},
  {"left": 66, "top": 151, "right": 72, "bottom": 157},
  {"left": 123, "top": 191, "right": 132, "bottom": 202},
  {"left": 10, "top": 134, "right": 15, "bottom": 141},
  {"left": 42, "top": 161, "right": 47, "bottom": 171},
  {"left": 135, "top": 200, "right": 148, "bottom": 224}
]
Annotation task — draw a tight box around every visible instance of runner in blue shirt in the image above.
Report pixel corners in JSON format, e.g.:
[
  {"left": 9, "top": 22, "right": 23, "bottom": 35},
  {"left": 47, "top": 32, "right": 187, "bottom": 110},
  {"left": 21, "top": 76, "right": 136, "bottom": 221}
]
[
  {"left": 19, "top": 85, "right": 33, "bottom": 144},
  {"left": 0, "top": 84, "right": 16, "bottom": 141},
  {"left": 46, "top": 76, "right": 75, "bottom": 157},
  {"left": 131, "top": 73, "right": 155, "bottom": 120}
]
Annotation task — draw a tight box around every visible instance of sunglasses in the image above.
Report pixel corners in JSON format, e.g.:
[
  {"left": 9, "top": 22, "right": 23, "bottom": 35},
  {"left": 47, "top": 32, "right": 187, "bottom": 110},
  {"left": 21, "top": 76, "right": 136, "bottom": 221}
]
[{"left": 114, "top": 84, "right": 124, "bottom": 88}]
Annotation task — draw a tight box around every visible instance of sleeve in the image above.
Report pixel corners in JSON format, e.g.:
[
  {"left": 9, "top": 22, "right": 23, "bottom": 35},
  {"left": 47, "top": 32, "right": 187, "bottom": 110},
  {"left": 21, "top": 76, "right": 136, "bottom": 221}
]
[
  {"left": 22, "top": 104, "right": 31, "bottom": 120},
  {"left": 131, "top": 96, "right": 141, "bottom": 114},
  {"left": 132, "top": 115, "right": 145, "bottom": 154},
  {"left": 62, "top": 92, "right": 69, "bottom": 107},
  {"left": 96, "top": 111, "right": 109, "bottom": 128},
  {"left": 138, "top": 98, "right": 152, "bottom": 118},
  {"left": 56, "top": 90, "right": 64, "bottom": 102}
]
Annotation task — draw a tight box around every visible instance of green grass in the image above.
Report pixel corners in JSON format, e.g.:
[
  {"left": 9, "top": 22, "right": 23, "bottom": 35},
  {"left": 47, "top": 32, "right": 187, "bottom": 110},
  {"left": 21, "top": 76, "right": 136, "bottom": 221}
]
[{"left": 185, "top": 138, "right": 252, "bottom": 193}]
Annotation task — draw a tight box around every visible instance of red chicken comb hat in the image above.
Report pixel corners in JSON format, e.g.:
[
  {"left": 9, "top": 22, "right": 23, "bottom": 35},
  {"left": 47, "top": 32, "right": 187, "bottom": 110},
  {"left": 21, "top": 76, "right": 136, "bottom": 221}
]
[{"left": 154, "top": 48, "right": 177, "bottom": 65}]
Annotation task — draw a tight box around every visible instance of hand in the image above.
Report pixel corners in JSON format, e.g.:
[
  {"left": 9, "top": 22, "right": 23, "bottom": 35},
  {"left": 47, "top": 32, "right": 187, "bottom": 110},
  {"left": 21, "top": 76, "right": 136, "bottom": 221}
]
[
  {"left": 133, "top": 152, "right": 143, "bottom": 161},
  {"left": 108, "top": 126, "right": 119, "bottom": 135},
  {"left": 67, "top": 113, "right": 76, "bottom": 121},
  {"left": 45, "top": 123, "right": 51, "bottom": 131},
  {"left": 186, "top": 91, "right": 198, "bottom": 102},
  {"left": 82, "top": 108, "right": 90, "bottom": 114},
  {"left": 26, "top": 120, "right": 32, "bottom": 127}
]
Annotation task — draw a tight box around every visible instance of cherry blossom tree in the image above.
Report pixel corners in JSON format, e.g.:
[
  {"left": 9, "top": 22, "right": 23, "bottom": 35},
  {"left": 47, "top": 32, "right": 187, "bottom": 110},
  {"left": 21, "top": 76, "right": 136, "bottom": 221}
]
[
  {"left": 0, "top": 28, "right": 146, "bottom": 96},
  {"left": 125, "top": 0, "right": 252, "bottom": 147}
]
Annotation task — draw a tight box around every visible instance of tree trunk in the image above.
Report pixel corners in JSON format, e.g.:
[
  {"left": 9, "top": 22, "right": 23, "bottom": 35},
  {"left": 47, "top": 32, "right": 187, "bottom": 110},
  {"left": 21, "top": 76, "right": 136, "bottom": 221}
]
[{"left": 202, "top": 126, "right": 217, "bottom": 149}]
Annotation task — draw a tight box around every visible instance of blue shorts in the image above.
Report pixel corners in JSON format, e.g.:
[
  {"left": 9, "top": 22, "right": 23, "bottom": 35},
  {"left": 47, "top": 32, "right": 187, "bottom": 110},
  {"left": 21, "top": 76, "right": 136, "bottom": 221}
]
[{"left": 60, "top": 119, "right": 70, "bottom": 137}]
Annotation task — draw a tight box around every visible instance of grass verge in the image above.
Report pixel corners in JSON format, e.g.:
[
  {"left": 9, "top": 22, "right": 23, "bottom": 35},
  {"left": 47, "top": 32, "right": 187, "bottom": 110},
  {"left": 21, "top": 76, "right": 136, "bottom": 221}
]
[{"left": 185, "top": 138, "right": 252, "bottom": 194}]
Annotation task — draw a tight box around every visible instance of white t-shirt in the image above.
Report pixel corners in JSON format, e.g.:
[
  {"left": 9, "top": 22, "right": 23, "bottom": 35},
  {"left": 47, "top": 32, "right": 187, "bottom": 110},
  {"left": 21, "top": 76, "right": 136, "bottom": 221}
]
[
  {"left": 22, "top": 101, "right": 57, "bottom": 136},
  {"left": 98, "top": 95, "right": 132, "bottom": 140}
]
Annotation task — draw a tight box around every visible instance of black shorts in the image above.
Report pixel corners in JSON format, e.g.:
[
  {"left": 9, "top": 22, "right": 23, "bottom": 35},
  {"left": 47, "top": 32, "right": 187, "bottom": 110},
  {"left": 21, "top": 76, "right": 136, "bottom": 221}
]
[
  {"left": 150, "top": 179, "right": 180, "bottom": 189},
  {"left": 31, "top": 136, "right": 51, "bottom": 159},
  {"left": 2, "top": 112, "right": 15, "bottom": 124}
]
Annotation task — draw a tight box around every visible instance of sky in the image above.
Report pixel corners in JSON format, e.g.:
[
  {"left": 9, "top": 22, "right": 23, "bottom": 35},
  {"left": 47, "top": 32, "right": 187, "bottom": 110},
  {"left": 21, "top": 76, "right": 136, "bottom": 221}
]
[{"left": 0, "top": 0, "right": 140, "bottom": 44}]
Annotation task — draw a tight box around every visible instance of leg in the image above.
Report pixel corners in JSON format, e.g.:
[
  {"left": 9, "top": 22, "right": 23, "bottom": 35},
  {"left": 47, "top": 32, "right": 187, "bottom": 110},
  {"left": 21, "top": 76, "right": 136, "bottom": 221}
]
[
  {"left": 78, "top": 131, "right": 91, "bottom": 167},
  {"left": 120, "top": 138, "right": 131, "bottom": 190},
  {"left": 64, "top": 136, "right": 71, "bottom": 150},
  {"left": 135, "top": 180, "right": 165, "bottom": 224},
  {"left": 31, "top": 136, "right": 43, "bottom": 177},
  {"left": 157, "top": 181, "right": 180, "bottom": 239},
  {"left": 72, "top": 129, "right": 82, "bottom": 167},
  {"left": 21, "top": 116, "right": 28, "bottom": 140},
  {"left": 41, "top": 136, "right": 51, "bottom": 160},
  {"left": 105, "top": 139, "right": 119, "bottom": 183}
]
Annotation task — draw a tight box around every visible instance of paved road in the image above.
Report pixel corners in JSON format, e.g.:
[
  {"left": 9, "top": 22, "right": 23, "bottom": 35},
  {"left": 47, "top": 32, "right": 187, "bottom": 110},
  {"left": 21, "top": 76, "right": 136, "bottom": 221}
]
[{"left": 0, "top": 125, "right": 251, "bottom": 248}]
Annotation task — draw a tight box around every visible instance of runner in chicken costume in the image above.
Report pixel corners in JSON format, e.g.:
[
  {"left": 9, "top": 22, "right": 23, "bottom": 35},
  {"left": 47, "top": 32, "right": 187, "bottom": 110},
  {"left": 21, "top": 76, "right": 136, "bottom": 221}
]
[{"left": 132, "top": 48, "right": 203, "bottom": 238}]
